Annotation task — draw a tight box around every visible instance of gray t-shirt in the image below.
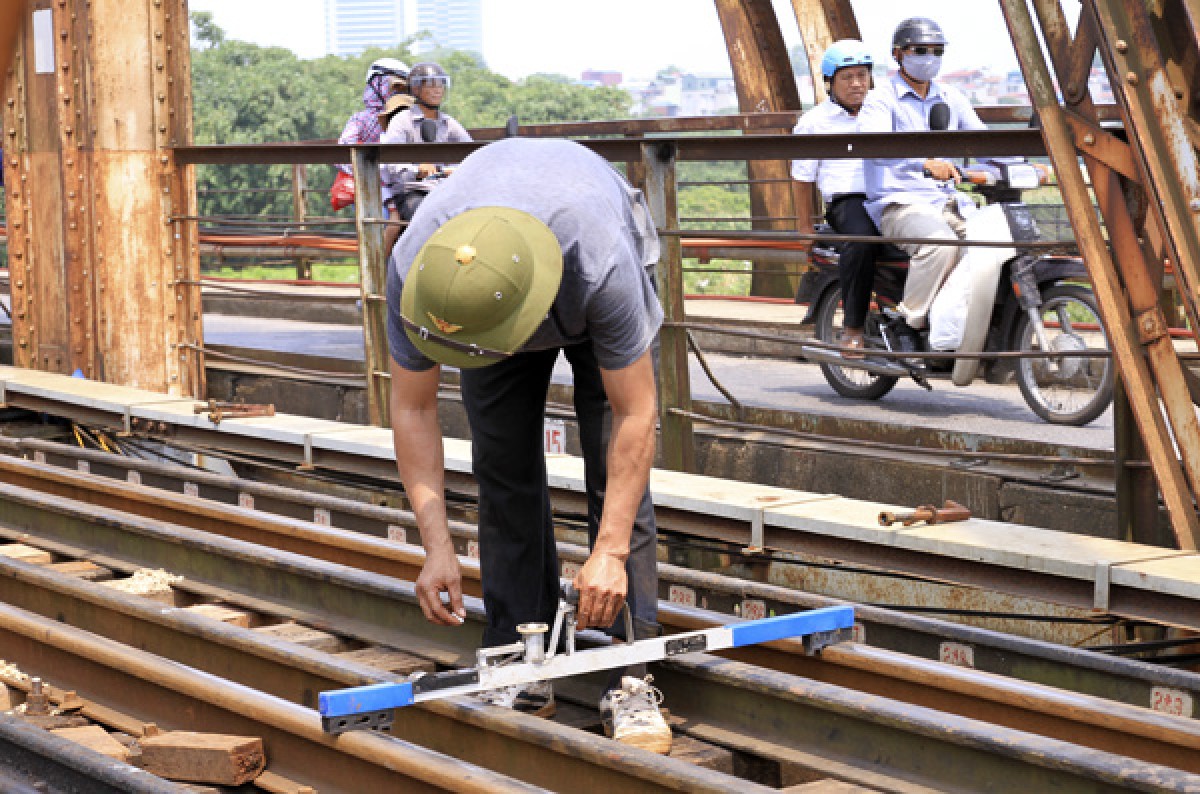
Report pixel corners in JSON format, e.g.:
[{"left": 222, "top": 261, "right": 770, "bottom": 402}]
[{"left": 387, "top": 138, "right": 663, "bottom": 372}]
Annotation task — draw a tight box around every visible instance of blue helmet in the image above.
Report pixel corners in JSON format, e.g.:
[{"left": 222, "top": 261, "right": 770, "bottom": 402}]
[{"left": 820, "top": 39, "right": 874, "bottom": 80}]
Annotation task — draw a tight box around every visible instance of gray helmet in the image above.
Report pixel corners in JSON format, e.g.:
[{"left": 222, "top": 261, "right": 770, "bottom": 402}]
[
  {"left": 892, "top": 17, "right": 947, "bottom": 50},
  {"left": 409, "top": 62, "right": 450, "bottom": 91}
]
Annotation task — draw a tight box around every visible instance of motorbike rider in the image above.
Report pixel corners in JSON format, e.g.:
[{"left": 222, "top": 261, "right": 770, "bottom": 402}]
[
  {"left": 338, "top": 57, "right": 411, "bottom": 173},
  {"left": 381, "top": 61, "right": 472, "bottom": 223},
  {"left": 791, "top": 39, "right": 878, "bottom": 356},
  {"left": 857, "top": 17, "right": 986, "bottom": 374}
]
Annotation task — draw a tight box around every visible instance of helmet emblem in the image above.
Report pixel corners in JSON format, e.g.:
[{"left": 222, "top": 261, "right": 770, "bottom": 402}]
[
  {"left": 455, "top": 245, "right": 476, "bottom": 265},
  {"left": 428, "top": 313, "right": 462, "bottom": 334}
]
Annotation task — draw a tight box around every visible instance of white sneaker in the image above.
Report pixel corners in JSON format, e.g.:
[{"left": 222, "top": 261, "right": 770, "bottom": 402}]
[
  {"left": 599, "top": 675, "right": 672, "bottom": 754},
  {"left": 475, "top": 679, "right": 556, "bottom": 718}
]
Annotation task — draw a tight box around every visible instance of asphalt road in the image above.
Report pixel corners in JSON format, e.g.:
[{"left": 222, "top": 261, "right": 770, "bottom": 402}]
[{"left": 200, "top": 313, "right": 1115, "bottom": 451}]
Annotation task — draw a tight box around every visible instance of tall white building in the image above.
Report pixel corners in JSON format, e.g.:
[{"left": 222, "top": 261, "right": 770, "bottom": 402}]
[
  {"left": 413, "top": 0, "right": 483, "bottom": 56},
  {"left": 326, "top": 0, "right": 406, "bottom": 57}
]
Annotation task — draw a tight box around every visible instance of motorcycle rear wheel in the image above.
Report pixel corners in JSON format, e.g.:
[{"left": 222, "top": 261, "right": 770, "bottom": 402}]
[
  {"left": 1013, "top": 284, "right": 1114, "bottom": 426},
  {"left": 813, "top": 285, "right": 898, "bottom": 400}
]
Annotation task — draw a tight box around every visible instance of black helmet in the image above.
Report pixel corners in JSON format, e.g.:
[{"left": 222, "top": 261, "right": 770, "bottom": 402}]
[
  {"left": 409, "top": 62, "right": 450, "bottom": 91},
  {"left": 892, "top": 17, "right": 947, "bottom": 50}
]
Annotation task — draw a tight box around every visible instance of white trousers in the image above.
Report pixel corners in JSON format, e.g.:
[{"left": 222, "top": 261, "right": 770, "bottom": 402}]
[{"left": 879, "top": 200, "right": 968, "bottom": 329}]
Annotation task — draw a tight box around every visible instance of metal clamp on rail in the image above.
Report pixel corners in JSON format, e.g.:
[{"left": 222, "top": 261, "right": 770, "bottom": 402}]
[{"left": 317, "top": 585, "right": 854, "bottom": 735}]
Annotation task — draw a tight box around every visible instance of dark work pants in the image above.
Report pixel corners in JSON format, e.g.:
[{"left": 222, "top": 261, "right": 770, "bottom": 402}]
[
  {"left": 460, "top": 342, "right": 659, "bottom": 686},
  {"left": 825, "top": 194, "right": 880, "bottom": 330}
]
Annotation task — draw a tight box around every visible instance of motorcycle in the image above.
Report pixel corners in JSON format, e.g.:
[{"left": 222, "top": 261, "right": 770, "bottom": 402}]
[{"left": 796, "top": 160, "right": 1115, "bottom": 426}]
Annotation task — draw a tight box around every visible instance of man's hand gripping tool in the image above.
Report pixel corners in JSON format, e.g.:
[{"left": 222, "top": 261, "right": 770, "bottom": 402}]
[{"left": 317, "top": 586, "right": 854, "bottom": 735}]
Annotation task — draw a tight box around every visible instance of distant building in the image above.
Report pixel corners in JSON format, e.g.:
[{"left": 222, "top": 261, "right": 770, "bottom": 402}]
[
  {"left": 582, "top": 70, "right": 623, "bottom": 88},
  {"left": 326, "top": 0, "right": 406, "bottom": 57},
  {"left": 413, "top": 0, "right": 483, "bottom": 56},
  {"left": 625, "top": 70, "right": 738, "bottom": 117}
]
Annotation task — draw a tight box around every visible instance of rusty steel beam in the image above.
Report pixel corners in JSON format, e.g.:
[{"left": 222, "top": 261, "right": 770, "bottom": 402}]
[
  {"left": 4, "top": 1, "right": 202, "bottom": 395},
  {"left": 173, "top": 129, "right": 1049, "bottom": 169},
  {"left": 714, "top": 0, "right": 803, "bottom": 298},
  {"left": 351, "top": 147, "right": 390, "bottom": 428},
  {"left": 643, "top": 141, "right": 696, "bottom": 472},
  {"left": 788, "top": 0, "right": 859, "bottom": 103},
  {"left": 1001, "top": 0, "right": 1200, "bottom": 551}
]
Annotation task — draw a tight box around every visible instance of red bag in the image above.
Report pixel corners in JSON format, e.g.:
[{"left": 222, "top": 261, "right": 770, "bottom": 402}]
[{"left": 330, "top": 170, "right": 356, "bottom": 211}]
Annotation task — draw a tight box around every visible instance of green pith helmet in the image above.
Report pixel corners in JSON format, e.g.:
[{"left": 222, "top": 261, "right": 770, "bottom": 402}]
[{"left": 400, "top": 207, "right": 564, "bottom": 369}]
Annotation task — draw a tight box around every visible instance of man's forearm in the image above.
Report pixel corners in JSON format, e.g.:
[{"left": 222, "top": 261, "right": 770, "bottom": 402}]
[
  {"left": 389, "top": 361, "right": 454, "bottom": 558},
  {"left": 593, "top": 409, "right": 657, "bottom": 559}
]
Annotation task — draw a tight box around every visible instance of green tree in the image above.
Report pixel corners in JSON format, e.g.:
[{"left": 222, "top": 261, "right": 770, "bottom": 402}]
[{"left": 189, "top": 16, "right": 633, "bottom": 219}]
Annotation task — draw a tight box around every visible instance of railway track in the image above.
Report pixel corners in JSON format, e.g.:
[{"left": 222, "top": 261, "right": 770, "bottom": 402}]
[{"left": 0, "top": 440, "right": 1198, "bottom": 790}]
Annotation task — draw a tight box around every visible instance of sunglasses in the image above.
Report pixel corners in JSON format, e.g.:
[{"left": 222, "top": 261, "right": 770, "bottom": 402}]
[{"left": 906, "top": 45, "right": 945, "bottom": 56}]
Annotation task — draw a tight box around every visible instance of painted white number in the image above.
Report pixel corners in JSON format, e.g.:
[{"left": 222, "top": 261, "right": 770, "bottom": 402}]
[
  {"left": 1151, "top": 687, "right": 1194, "bottom": 717},
  {"left": 544, "top": 419, "right": 566, "bottom": 455},
  {"left": 668, "top": 585, "right": 696, "bottom": 607},
  {"left": 939, "top": 641, "right": 975, "bottom": 668}
]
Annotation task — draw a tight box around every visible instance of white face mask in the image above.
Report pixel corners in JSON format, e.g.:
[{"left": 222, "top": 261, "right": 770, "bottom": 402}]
[{"left": 902, "top": 53, "right": 942, "bottom": 82}]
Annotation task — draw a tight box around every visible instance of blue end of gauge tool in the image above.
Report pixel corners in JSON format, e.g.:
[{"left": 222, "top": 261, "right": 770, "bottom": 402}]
[
  {"left": 729, "top": 604, "right": 854, "bottom": 648},
  {"left": 319, "top": 680, "right": 414, "bottom": 717}
]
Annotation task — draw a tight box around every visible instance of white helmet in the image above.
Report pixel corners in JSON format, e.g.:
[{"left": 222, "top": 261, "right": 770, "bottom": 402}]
[{"left": 366, "top": 57, "right": 409, "bottom": 84}]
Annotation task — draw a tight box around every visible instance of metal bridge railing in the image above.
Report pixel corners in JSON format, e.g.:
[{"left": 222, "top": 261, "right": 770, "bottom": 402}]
[{"left": 167, "top": 112, "right": 1133, "bottom": 470}]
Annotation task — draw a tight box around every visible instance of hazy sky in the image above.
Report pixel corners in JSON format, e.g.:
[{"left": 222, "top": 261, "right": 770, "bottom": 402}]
[{"left": 189, "top": 0, "right": 1027, "bottom": 80}]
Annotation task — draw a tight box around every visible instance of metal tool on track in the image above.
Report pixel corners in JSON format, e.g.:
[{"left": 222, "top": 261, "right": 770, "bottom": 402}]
[
  {"left": 318, "top": 587, "right": 854, "bottom": 735},
  {"left": 878, "top": 499, "right": 971, "bottom": 527}
]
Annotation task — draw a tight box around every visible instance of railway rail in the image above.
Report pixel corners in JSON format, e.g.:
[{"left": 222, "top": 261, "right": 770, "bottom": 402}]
[
  {"left": 2, "top": 434, "right": 1198, "bottom": 712},
  {"left": 0, "top": 440, "right": 1198, "bottom": 790}
]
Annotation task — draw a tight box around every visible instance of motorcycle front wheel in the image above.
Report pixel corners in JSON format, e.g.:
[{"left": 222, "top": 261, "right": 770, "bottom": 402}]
[
  {"left": 813, "top": 285, "right": 898, "bottom": 400},
  {"left": 1013, "top": 284, "right": 1114, "bottom": 426}
]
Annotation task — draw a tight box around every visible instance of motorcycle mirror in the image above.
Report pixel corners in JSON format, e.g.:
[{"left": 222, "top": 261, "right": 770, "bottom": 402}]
[
  {"left": 928, "top": 102, "right": 951, "bottom": 131},
  {"left": 419, "top": 118, "right": 438, "bottom": 143},
  {"left": 504, "top": 114, "right": 520, "bottom": 138}
]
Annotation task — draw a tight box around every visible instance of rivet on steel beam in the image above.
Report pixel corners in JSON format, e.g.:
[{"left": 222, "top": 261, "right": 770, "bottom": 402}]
[
  {"left": 5, "top": 98, "right": 12, "bottom": 106},
  {"left": 157, "top": 93, "right": 166, "bottom": 102},
  {"left": 156, "top": 61, "right": 164, "bottom": 71},
  {"left": 1083, "top": 133, "right": 1095, "bottom": 145},
  {"left": 1115, "top": 40, "right": 1128, "bottom": 53},
  {"left": 155, "top": 31, "right": 163, "bottom": 39},
  {"left": 1126, "top": 72, "right": 1138, "bottom": 85}
]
